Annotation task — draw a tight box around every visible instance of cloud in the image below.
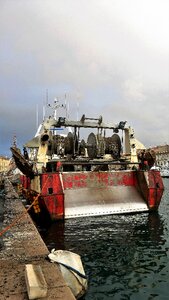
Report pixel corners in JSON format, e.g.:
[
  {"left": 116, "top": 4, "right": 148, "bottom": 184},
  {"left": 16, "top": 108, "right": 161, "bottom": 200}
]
[{"left": 0, "top": 0, "right": 169, "bottom": 155}]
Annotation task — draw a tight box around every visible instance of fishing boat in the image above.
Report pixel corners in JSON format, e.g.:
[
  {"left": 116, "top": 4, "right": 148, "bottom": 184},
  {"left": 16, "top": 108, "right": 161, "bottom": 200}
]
[{"left": 10, "top": 102, "right": 164, "bottom": 220}]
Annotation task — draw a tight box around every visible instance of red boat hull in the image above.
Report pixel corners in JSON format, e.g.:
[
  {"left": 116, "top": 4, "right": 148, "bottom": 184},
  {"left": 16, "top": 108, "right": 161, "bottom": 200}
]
[{"left": 20, "top": 170, "right": 164, "bottom": 220}]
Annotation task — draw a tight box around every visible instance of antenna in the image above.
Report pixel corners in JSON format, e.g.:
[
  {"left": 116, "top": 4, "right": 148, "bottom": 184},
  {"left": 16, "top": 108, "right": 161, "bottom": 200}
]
[
  {"left": 43, "top": 104, "right": 45, "bottom": 121},
  {"left": 65, "top": 93, "right": 67, "bottom": 118},
  {"left": 36, "top": 104, "right": 39, "bottom": 129},
  {"left": 12, "top": 134, "right": 17, "bottom": 148},
  {"left": 67, "top": 101, "right": 70, "bottom": 119},
  {"left": 77, "top": 101, "right": 79, "bottom": 121},
  {"left": 42, "top": 88, "right": 49, "bottom": 120},
  {"left": 46, "top": 88, "right": 48, "bottom": 105},
  {"left": 54, "top": 97, "right": 58, "bottom": 120}
]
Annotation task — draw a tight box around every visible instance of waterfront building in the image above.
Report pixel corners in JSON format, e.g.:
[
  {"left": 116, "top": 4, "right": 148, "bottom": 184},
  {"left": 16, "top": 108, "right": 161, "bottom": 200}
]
[
  {"left": 151, "top": 145, "right": 169, "bottom": 168},
  {"left": 0, "top": 156, "right": 10, "bottom": 173}
]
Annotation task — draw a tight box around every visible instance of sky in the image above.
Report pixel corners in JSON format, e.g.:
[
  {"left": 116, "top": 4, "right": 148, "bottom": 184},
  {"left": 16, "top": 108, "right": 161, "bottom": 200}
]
[{"left": 0, "top": 0, "right": 169, "bottom": 157}]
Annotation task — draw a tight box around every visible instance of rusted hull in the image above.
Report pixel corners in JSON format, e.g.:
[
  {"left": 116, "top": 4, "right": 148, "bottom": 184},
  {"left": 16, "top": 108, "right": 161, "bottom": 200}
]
[
  {"left": 136, "top": 170, "right": 164, "bottom": 210},
  {"left": 20, "top": 170, "right": 164, "bottom": 220}
]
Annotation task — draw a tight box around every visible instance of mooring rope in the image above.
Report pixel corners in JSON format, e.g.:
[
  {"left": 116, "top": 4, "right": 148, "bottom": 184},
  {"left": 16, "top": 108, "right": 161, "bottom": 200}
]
[{"left": 55, "top": 260, "right": 87, "bottom": 279}]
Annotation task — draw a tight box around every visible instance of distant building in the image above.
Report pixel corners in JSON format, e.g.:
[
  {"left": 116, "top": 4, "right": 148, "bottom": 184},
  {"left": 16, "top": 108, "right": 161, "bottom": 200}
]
[
  {"left": 0, "top": 156, "right": 10, "bottom": 172},
  {"left": 151, "top": 145, "right": 169, "bottom": 168}
]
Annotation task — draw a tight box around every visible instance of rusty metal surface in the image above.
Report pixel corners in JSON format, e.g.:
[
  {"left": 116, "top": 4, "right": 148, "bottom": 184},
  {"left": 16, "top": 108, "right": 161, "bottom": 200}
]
[
  {"left": 20, "top": 170, "right": 163, "bottom": 220},
  {"left": 136, "top": 170, "right": 164, "bottom": 210},
  {"left": 62, "top": 171, "right": 136, "bottom": 190}
]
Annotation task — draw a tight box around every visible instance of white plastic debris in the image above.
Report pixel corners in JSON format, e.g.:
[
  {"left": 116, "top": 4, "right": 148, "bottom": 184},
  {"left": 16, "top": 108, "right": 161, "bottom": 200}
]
[{"left": 48, "top": 249, "right": 87, "bottom": 299}]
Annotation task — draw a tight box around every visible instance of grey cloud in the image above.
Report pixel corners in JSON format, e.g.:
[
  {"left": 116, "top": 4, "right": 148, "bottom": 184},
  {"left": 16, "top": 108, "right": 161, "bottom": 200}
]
[{"left": 0, "top": 0, "right": 169, "bottom": 155}]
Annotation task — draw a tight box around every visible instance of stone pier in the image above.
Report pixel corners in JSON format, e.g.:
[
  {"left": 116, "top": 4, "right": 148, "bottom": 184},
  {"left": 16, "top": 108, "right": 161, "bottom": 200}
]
[{"left": 0, "top": 177, "right": 75, "bottom": 300}]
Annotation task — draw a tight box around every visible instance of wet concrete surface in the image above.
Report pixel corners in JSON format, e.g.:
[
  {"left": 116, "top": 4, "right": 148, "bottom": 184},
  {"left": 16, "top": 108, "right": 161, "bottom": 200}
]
[{"left": 0, "top": 177, "right": 75, "bottom": 300}]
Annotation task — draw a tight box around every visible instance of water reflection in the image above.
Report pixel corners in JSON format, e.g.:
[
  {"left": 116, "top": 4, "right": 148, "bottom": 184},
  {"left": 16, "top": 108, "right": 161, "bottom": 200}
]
[{"left": 41, "top": 212, "right": 165, "bottom": 251}]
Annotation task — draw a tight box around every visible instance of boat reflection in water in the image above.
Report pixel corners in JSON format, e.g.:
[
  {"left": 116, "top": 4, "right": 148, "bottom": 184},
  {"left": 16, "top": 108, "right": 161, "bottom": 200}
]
[{"left": 39, "top": 211, "right": 165, "bottom": 252}]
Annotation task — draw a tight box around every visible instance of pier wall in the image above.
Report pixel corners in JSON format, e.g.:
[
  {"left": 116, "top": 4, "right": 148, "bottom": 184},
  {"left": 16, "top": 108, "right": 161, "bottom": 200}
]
[{"left": 0, "top": 177, "right": 75, "bottom": 300}]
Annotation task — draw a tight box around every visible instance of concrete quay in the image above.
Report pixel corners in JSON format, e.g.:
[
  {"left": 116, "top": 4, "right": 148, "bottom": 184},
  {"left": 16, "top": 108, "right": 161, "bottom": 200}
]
[{"left": 0, "top": 177, "right": 75, "bottom": 300}]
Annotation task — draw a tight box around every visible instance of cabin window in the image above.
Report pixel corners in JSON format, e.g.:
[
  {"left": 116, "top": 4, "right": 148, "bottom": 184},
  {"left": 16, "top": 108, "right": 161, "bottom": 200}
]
[{"left": 48, "top": 187, "right": 53, "bottom": 194}]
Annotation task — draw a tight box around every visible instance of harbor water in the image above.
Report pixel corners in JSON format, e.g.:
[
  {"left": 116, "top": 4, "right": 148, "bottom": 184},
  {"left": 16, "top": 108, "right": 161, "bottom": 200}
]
[{"left": 40, "top": 178, "right": 169, "bottom": 300}]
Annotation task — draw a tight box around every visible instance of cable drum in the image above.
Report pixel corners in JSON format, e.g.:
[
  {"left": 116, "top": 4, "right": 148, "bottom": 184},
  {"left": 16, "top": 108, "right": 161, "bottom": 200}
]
[
  {"left": 64, "top": 132, "right": 74, "bottom": 155},
  {"left": 87, "top": 132, "right": 97, "bottom": 159},
  {"left": 105, "top": 134, "right": 121, "bottom": 159},
  {"left": 79, "top": 139, "right": 86, "bottom": 156}
]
